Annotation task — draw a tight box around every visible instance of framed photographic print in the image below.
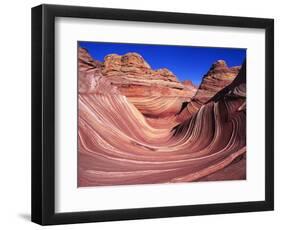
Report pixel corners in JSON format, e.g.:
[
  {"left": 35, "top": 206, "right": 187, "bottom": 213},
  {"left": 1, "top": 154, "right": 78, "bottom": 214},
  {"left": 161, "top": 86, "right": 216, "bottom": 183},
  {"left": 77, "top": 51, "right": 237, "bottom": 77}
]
[{"left": 31, "top": 4, "right": 274, "bottom": 225}]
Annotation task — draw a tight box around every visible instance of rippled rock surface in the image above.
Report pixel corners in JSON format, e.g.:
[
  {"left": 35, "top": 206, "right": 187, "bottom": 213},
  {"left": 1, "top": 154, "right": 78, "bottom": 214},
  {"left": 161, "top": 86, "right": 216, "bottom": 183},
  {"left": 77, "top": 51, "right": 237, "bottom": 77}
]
[
  {"left": 176, "top": 60, "right": 241, "bottom": 122},
  {"left": 78, "top": 47, "right": 246, "bottom": 186}
]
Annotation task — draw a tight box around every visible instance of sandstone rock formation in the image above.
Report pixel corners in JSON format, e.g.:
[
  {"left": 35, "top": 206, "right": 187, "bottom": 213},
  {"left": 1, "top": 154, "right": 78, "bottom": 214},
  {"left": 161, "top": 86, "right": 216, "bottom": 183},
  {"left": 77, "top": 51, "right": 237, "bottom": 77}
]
[
  {"left": 101, "top": 52, "right": 196, "bottom": 98},
  {"left": 78, "top": 47, "right": 246, "bottom": 186},
  {"left": 78, "top": 48, "right": 119, "bottom": 95},
  {"left": 78, "top": 47, "right": 197, "bottom": 124},
  {"left": 176, "top": 60, "right": 240, "bottom": 121}
]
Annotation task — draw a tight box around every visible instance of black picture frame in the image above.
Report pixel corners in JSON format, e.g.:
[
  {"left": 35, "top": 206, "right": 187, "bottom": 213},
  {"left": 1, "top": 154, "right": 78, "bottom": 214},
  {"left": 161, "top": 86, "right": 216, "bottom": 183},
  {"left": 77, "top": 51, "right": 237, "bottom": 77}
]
[{"left": 31, "top": 4, "right": 274, "bottom": 225}]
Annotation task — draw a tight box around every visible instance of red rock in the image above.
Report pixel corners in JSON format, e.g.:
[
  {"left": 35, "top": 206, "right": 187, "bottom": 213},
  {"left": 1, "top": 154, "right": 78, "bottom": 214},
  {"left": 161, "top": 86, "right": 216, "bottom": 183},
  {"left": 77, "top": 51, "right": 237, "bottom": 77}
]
[
  {"left": 102, "top": 53, "right": 191, "bottom": 96},
  {"left": 78, "top": 48, "right": 118, "bottom": 94},
  {"left": 176, "top": 60, "right": 240, "bottom": 121},
  {"left": 79, "top": 47, "right": 103, "bottom": 70},
  {"left": 195, "top": 60, "right": 240, "bottom": 104},
  {"left": 78, "top": 48, "right": 197, "bottom": 121},
  {"left": 182, "top": 80, "right": 198, "bottom": 93},
  {"left": 78, "top": 59, "right": 246, "bottom": 186}
]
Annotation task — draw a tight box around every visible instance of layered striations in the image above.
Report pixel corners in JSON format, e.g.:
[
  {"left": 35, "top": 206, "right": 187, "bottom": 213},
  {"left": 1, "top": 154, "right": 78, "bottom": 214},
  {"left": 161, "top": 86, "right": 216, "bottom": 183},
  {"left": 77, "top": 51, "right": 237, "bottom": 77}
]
[
  {"left": 78, "top": 47, "right": 246, "bottom": 186},
  {"left": 176, "top": 60, "right": 240, "bottom": 121},
  {"left": 79, "top": 47, "right": 198, "bottom": 127}
]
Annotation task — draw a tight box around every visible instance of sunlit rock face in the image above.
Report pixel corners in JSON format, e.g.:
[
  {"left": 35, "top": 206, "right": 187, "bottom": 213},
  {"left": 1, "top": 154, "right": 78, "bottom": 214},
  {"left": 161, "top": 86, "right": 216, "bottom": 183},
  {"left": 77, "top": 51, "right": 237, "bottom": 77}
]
[
  {"left": 78, "top": 47, "right": 246, "bottom": 187},
  {"left": 176, "top": 60, "right": 241, "bottom": 122},
  {"left": 78, "top": 48, "right": 118, "bottom": 95},
  {"left": 102, "top": 52, "right": 196, "bottom": 98},
  {"left": 78, "top": 47, "right": 198, "bottom": 125}
]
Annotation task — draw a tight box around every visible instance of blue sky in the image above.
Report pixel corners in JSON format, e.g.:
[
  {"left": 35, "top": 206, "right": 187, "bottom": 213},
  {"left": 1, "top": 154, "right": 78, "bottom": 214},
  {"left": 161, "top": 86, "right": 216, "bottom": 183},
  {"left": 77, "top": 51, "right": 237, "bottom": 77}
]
[{"left": 79, "top": 41, "right": 246, "bottom": 86}]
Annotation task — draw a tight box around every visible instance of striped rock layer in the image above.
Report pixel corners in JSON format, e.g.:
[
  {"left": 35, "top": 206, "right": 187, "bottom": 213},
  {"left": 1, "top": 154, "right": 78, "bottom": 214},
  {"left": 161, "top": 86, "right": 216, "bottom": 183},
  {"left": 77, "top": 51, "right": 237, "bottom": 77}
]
[
  {"left": 176, "top": 60, "right": 241, "bottom": 122},
  {"left": 78, "top": 47, "right": 246, "bottom": 186}
]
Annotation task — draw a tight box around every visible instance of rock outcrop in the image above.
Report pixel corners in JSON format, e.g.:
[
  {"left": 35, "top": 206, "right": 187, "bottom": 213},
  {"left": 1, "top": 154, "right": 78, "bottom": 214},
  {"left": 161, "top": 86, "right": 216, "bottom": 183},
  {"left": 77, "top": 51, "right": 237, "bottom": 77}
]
[
  {"left": 78, "top": 48, "right": 197, "bottom": 123},
  {"left": 78, "top": 49, "right": 247, "bottom": 186},
  {"left": 78, "top": 48, "right": 118, "bottom": 94},
  {"left": 79, "top": 48, "right": 197, "bottom": 98},
  {"left": 182, "top": 80, "right": 198, "bottom": 92},
  {"left": 176, "top": 60, "right": 240, "bottom": 121},
  {"left": 195, "top": 60, "right": 240, "bottom": 104},
  {"left": 102, "top": 52, "right": 196, "bottom": 98}
]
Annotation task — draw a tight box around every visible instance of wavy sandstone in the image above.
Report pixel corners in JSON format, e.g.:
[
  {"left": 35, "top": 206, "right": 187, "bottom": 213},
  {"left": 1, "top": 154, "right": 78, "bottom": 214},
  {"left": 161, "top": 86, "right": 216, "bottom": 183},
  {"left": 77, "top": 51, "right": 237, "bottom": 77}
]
[
  {"left": 78, "top": 47, "right": 246, "bottom": 186},
  {"left": 176, "top": 60, "right": 240, "bottom": 122}
]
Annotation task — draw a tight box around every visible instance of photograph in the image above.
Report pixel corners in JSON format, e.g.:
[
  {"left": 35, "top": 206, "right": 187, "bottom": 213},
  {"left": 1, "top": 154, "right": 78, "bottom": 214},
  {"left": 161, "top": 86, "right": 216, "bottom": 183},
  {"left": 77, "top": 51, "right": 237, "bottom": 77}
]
[
  {"left": 30, "top": 4, "right": 274, "bottom": 225},
  {"left": 77, "top": 41, "right": 247, "bottom": 187}
]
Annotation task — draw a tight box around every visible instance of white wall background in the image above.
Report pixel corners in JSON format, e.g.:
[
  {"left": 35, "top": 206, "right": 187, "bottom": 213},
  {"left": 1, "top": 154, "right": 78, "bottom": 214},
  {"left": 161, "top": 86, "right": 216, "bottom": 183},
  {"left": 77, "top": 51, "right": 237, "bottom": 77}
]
[{"left": 0, "top": 0, "right": 279, "bottom": 229}]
